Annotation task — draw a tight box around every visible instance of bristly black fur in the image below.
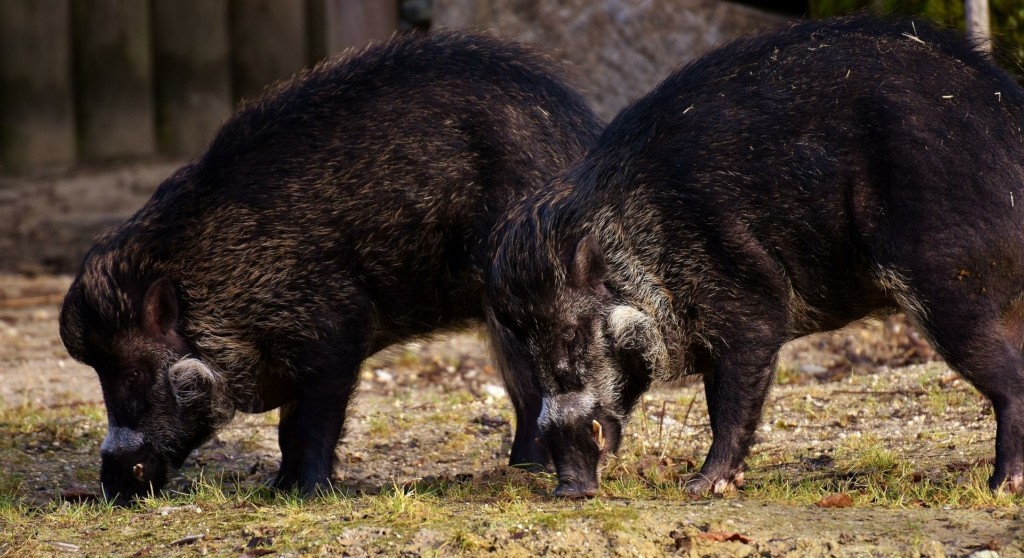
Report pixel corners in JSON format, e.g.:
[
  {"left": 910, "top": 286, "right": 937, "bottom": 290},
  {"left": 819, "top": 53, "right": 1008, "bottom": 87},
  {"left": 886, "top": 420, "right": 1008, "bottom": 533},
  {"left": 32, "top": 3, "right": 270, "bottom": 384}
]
[
  {"left": 60, "top": 30, "right": 603, "bottom": 503},
  {"left": 487, "top": 15, "right": 1024, "bottom": 497}
]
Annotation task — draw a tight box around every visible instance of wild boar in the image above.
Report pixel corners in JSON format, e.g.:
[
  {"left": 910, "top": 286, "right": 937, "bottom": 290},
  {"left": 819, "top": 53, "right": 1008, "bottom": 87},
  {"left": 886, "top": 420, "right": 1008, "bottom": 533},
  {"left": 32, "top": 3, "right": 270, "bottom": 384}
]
[
  {"left": 60, "top": 30, "right": 602, "bottom": 503},
  {"left": 486, "top": 16, "right": 1024, "bottom": 497}
]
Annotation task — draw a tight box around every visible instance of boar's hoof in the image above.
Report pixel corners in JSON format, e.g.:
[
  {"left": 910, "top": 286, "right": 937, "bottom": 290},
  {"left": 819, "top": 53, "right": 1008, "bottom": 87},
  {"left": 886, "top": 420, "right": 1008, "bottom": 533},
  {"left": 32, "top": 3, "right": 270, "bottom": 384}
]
[
  {"left": 712, "top": 479, "right": 736, "bottom": 495},
  {"left": 685, "top": 472, "right": 742, "bottom": 498},
  {"left": 684, "top": 476, "right": 708, "bottom": 496},
  {"left": 1005, "top": 474, "right": 1023, "bottom": 494},
  {"left": 553, "top": 481, "right": 598, "bottom": 499},
  {"left": 989, "top": 472, "right": 1023, "bottom": 495},
  {"left": 132, "top": 463, "right": 146, "bottom": 482}
]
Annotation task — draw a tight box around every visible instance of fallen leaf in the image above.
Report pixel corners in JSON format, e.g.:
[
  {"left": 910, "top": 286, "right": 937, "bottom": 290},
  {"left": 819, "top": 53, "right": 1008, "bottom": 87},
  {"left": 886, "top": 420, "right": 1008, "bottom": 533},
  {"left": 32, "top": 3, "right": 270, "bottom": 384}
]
[
  {"left": 156, "top": 505, "right": 202, "bottom": 516},
  {"left": 130, "top": 546, "right": 154, "bottom": 557},
  {"left": 130, "top": 544, "right": 153, "bottom": 556},
  {"left": 473, "top": 414, "right": 508, "bottom": 428},
  {"left": 60, "top": 487, "right": 100, "bottom": 503},
  {"left": 816, "top": 493, "right": 853, "bottom": 508},
  {"left": 246, "top": 536, "right": 274, "bottom": 548},
  {"left": 946, "top": 457, "right": 993, "bottom": 472},
  {"left": 45, "top": 541, "right": 80, "bottom": 553},
  {"left": 169, "top": 534, "right": 204, "bottom": 546},
  {"left": 696, "top": 531, "right": 752, "bottom": 544},
  {"left": 670, "top": 532, "right": 692, "bottom": 553}
]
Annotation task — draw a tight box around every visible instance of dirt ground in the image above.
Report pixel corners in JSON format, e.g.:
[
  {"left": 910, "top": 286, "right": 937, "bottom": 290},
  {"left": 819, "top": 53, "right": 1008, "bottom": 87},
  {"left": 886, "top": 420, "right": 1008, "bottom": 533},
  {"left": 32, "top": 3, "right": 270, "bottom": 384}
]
[{"left": 1, "top": 273, "right": 1022, "bottom": 557}]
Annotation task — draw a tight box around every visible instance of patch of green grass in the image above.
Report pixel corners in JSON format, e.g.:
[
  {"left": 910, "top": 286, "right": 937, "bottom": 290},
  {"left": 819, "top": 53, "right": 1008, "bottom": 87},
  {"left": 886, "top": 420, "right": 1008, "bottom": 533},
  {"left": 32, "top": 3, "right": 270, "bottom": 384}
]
[
  {"left": 775, "top": 363, "right": 806, "bottom": 386},
  {"left": 367, "top": 481, "right": 441, "bottom": 527},
  {"left": 836, "top": 436, "right": 902, "bottom": 473},
  {"left": 0, "top": 470, "right": 25, "bottom": 500},
  {"left": 913, "top": 369, "right": 985, "bottom": 416},
  {"left": 365, "top": 410, "right": 417, "bottom": 438},
  {"left": 0, "top": 403, "right": 105, "bottom": 451},
  {"left": 0, "top": 448, "right": 1017, "bottom": 557},
  {"left": 366, "top": 413, "right": 394, "bottom": 437},
  {"left": 575, "top": 499, "right": 639, "bottom": 532},
  {"left": 392, "top": 348, "right": 422, "bottom": 368},
  {"left": 744, "top": 435, "right": 1023, "bottom": 508},
  {"left": 447, "top": 528, "right": 489, "bottom": 553}
]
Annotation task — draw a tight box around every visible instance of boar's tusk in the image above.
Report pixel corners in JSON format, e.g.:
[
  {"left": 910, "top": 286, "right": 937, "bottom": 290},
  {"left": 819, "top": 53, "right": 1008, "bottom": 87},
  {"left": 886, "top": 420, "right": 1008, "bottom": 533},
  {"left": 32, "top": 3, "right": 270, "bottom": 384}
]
[
  {"left": 133, "top": 463, "right": 145, "bottom": 482},
  {"left": 592, "top": 419, "right": 605, "bottom": 450}
]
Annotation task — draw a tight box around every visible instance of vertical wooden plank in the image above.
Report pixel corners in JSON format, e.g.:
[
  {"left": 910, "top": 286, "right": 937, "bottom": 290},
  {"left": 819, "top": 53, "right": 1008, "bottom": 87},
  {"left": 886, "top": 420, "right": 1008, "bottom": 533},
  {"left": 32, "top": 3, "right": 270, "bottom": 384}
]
[
  {"left": 307, "top": 0, "right": 399, "bottom": 64},
  {"left": 964, "top": 0, "right": 992, "bottom": 53},
  {"left": 229, "top": 0, "right": 307, "bottom": 103},
  {"left": 72, "top": 0, "right": 155, "bottom": 163},
  {"left": 151, "top": 0, "right": 232, "bottom": 158},
  {"left": 0, "top": 0, "right": 75, "bottom": 174}
]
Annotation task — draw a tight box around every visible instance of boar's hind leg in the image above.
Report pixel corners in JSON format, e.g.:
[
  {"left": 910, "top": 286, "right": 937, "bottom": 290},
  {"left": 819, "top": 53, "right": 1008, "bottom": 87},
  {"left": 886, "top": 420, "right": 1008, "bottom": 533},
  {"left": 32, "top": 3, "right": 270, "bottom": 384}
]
[
  {"left": 913, "top": 294, "right": 1024, "bottom": 494},
  {"left": 687, "top": 296, "right": 791, "bottom": 496},
  {"left": 274, "top": 340, "right": 365, "bottom": 496}
]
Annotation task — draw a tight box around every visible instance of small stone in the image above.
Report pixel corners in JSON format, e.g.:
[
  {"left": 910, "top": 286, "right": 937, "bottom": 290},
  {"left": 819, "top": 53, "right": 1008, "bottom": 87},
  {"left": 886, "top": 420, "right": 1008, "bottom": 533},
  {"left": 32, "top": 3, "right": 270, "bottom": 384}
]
[
  {"left": 799, "top": 363, "right": 827, "bottom": 374},
  {"left": 482, "top": 383, "right": 506, "bottom": 398}
]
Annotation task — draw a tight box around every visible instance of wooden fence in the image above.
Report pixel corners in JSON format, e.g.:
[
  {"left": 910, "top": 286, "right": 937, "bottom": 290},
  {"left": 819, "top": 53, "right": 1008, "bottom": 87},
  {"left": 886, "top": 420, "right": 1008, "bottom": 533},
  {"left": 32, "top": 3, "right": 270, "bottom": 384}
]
[{"left": 0, "top": 0, "right": 404, "bottom": 175}]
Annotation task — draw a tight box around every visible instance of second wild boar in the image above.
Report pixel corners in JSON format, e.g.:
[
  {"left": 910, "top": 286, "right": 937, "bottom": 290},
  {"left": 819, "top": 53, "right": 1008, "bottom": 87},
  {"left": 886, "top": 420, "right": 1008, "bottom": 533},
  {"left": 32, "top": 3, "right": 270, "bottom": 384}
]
[{"left": 486, "top": 16, "right": 1024, "bottom": 498}]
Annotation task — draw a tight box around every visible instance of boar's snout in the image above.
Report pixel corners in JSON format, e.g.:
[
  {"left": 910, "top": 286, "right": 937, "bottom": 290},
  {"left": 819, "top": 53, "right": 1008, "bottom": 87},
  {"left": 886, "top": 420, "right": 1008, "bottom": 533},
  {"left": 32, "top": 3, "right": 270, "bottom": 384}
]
[
  {"left": 100, "top": 427, "right": 169, "bottom": 505},
  {"left": 549, "top": 440, "right": 602, "bottom": 499},
  {"left": 539, "top": 393, "right": 624, "bottom": 499},
  {"left": 552, "top": 473, "right": 599, "bottom": 499}
]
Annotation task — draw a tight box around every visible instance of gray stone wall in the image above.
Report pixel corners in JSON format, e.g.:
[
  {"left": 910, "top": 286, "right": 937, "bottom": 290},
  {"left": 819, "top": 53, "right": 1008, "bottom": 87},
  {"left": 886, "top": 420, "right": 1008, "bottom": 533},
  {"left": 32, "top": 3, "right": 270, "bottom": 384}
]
[{"left": 435, "top": 0, "right": 787, "bottom": 120}]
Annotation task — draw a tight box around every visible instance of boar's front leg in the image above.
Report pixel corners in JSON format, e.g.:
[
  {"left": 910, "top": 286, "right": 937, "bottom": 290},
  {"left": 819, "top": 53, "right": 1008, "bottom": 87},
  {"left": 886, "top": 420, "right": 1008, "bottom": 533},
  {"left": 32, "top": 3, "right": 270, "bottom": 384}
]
[
  {"left": 274, "top": 338, "right": 365, "bottom": 496},
  {"left": 489, "top": 316, "right": 551, "bottom": 471},
  {"left": 507, "top": 374, "right": 550, "bottom": 471},
  {"left": 686, "top": 293, "right": 791, "bottom": 496}
]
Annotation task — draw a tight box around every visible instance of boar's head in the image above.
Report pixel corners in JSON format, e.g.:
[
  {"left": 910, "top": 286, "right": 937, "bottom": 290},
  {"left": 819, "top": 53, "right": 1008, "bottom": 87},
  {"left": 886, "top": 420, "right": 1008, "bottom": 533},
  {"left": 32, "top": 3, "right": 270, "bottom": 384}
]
[
  {"left": 488, "top": 225, "right": 666, "bottom": 498},
  {"left": 60, "top": 272, "right": 234, "bottom": 505}
]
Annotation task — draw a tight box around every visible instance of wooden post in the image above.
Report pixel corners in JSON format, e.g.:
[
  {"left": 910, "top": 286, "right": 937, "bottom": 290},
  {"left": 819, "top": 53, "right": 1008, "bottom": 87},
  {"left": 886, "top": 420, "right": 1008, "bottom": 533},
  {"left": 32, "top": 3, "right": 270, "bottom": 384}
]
[
  {"left": 0, "top": 0, "right": 75, "bottom": 174},
  {"left": 307, "top": 0, "right": 399, "bottom": 65},
  {"left": 151, "top": 0, "right": 233, "bottom": 158},
  {"left": 964, "top": 0, "right": 992, "bottom": 53},
  {"left": 72, "top": 0, "right": 155, "bottom": 163},
  {"left": 229, "top": 0, "right": 307, "bottom": 103}
]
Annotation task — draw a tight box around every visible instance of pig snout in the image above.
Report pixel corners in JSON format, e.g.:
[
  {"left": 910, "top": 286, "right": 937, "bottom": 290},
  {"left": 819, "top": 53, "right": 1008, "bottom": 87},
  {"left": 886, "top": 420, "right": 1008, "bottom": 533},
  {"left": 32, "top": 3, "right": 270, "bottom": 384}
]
[
  {"left": 99, "top": 427, "right": 168, "bottom": 504},
  {"left": 546, "top": 423, "right": 605, "bottom": 499},
  {"left": 552, "top": 472, "right": 600, "bottom": 499}
]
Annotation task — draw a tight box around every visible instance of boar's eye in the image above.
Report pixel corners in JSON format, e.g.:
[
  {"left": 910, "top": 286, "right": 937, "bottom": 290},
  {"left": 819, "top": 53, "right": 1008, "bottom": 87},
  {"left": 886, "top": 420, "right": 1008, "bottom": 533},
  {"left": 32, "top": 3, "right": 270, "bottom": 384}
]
[{"left": 561, "top": 326, "right": 577, "bottom": 346}]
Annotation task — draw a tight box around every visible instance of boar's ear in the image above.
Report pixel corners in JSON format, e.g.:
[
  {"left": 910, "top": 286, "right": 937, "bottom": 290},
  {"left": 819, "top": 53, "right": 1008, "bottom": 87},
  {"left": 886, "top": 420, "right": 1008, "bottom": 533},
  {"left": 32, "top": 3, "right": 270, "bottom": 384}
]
[
  {"left": 570, "top": 234, "right": 607, "bottom": 290},
  {"left": 143, "top": 278, "right": 178, "bottom": 337}
]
